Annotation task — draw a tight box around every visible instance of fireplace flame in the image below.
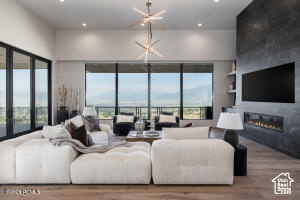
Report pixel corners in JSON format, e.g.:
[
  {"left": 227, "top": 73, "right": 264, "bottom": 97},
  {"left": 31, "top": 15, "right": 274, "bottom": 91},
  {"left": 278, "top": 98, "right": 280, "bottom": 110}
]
[{"left": 247, "top": 120, "right": 281, "bottom": 131}]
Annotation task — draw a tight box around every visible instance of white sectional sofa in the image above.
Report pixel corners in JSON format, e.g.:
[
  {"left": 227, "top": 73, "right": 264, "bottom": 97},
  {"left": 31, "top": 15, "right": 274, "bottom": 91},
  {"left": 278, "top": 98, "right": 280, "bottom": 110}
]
[{"left": 0, "top": 125, "right": 235, "bottom": 185}]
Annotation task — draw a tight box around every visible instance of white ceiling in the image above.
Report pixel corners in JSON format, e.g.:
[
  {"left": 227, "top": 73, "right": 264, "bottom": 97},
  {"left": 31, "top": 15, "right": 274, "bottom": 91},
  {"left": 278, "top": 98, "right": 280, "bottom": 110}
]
[{"left": 17, "top": 0, "right": 253, "bottom": 30}]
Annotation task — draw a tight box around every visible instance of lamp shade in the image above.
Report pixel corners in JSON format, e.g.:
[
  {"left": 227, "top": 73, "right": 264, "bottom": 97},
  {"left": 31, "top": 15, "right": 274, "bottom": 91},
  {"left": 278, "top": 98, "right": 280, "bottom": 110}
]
[
  {"left": 217, "top": 112, "right": 244, "bottom": 130},
  {"left": 82, "top": 106, "right": 97, "bottom": 117}
]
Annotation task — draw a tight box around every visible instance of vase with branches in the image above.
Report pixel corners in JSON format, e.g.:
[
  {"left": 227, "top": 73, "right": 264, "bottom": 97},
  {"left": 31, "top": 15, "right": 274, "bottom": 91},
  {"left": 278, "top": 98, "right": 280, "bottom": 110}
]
[
  {"left": 70, "top": 88, "right": 80, "bottom": 118},
  {"left": 57, "top": 85, "right": 69, "bottom": 124}
]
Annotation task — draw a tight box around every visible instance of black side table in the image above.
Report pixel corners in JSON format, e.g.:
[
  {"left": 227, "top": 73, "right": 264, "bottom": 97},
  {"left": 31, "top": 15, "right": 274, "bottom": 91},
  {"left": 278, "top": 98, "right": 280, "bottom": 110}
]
[{"left": 234, "top": 144, "right": 247, "bottom": 176}]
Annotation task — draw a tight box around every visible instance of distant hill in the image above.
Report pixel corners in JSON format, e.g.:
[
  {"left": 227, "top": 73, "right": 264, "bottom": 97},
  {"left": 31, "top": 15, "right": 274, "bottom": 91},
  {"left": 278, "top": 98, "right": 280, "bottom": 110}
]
[
  {"left": 0, "top": 90, "right": 47, "bottom": 107},
  {"left": 87, "top": 85, "right": 212, "bottom": 107}
]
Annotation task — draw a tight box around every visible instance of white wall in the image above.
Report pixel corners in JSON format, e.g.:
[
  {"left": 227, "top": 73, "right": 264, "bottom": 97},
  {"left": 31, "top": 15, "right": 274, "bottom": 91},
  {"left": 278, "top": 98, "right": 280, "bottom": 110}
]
[
  {"left": 56, "top": 29, "right": 235, "bottom": 126},
  {"left": 56, "top": 30, "right": 236, "bottom": 61},
  {"left": 0, "top": 0, "right": 57, "bottom": 124}
]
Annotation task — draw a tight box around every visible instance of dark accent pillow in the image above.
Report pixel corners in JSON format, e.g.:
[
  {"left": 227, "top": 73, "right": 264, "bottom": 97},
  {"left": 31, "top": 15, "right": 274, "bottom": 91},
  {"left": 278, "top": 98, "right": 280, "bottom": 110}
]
[
  {"left": 120, "top": 112, "right": 134, "bottom": 116},
  {"left": 161, "top": 111, "right": 173, "bottom": 115},
  {"left": 83, "top": 117, "right": 100, "bottom": 132},
  {"left": 181, "top": 123, "right": 193, "bottom": 128},
  {"left": 69, "top": 122, "right": 88, "bottom": 147}
]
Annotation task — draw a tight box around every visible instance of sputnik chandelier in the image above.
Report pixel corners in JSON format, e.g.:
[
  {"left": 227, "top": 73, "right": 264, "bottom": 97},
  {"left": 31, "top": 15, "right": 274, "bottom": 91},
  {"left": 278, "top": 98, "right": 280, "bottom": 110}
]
[{"left": 129, "top": 0, "right": 166, "bottom": 63}]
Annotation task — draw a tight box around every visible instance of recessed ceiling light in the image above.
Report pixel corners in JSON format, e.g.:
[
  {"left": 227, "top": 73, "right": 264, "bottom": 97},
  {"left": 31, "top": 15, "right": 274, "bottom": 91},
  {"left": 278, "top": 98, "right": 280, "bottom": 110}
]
[
  {"left": 141, "top": 23, "right": 145, "bottom": 26},
  {"left": 60, "top": 0, "right": 65, "bottom": 2},
  {"left": 214, "top": 0, "right": 220, "bottom": 2},
  {"left": 198, "top": 23, "right": 202, "bottom": 27},
  {"left": 82, "top": 23, "right": 87, "bottom": 27}
]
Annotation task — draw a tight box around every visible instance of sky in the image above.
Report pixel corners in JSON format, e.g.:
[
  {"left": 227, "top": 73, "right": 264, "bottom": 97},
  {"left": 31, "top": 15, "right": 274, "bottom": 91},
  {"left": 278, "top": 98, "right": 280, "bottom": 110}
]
[{"left": 0, "top": 69, "right": 48, "bottom": 107}]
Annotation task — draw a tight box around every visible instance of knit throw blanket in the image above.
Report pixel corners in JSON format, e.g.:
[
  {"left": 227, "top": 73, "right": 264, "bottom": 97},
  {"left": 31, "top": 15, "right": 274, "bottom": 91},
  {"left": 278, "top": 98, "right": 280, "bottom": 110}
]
[{"left": 49, "top": 137, "right": 131, "bottom": 154}]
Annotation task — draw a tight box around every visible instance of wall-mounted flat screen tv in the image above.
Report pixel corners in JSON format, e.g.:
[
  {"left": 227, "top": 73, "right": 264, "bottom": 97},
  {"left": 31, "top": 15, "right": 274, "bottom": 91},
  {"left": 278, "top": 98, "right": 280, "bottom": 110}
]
[{"left": 242, "top": 62, "right": 295, "bottom": 103}]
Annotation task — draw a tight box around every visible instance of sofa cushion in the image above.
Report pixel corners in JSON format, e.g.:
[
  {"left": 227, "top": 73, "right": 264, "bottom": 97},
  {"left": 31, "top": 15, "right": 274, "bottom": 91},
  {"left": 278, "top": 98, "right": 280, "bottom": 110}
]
[
  {"left": 159, "top": 115, "right": 176, "bottom": 123},
  {"left": 116, "top": 115, "right": 134, "bottom": 123},
  {"left": 151, "top": 139, "right": 234, "bottom": 184},
  {"left": 162, "top": 127, "right": 209, "bottom": 139},
  {"left": 42, "top": 126, "right": 71, "bottom": 139},
  {"left": 71, "top": 142, "right": 151, "bottom": 184},
  {"left": 89, "top": 131, "right": 108, "bottom": 144},
  {"left": 65, "top": 115, "right": 84, "bottom": 128}
]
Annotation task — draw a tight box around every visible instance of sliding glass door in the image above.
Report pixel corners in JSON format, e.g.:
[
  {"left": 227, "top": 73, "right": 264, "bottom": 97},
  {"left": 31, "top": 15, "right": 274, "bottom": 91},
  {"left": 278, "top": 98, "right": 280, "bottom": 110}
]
[
  {"left": 13, "top": 51, "right": 31, "bottom": 134},
  {"left": 35, "top": 59, "right": 49, "bottom": 127},
  {"left": 0, "top": 42, "right": 51, "bottom": 141},
  {"left": 0, "top": 47, "right": 6, "bottom": 138}
]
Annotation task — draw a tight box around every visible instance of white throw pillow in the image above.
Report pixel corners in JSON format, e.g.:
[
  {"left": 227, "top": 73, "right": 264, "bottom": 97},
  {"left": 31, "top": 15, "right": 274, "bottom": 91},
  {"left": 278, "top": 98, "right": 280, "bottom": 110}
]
[
  {"left": 65, "top": 115, "right": 84, "bottom": 127},
  {"left": 89, "top": 131, "right": 109, "bottom": 144},
  {"left": 42, "top": 126, "right": 71, "bottom": 139},
  {"left": 116, "top": 115, "right": 134, "bottom": 123},
  {"left": 162, "top": 127, "right": 210, "bottom": 139},
  {"left": 159, "top": 115, "right": 177, "bottom": 123}
]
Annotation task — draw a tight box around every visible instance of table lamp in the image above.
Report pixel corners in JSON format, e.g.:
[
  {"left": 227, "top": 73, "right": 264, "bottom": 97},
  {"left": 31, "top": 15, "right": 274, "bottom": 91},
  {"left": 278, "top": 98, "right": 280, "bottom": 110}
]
[{"left": 217, "top": 112, "right": 244, "bottom": 146}]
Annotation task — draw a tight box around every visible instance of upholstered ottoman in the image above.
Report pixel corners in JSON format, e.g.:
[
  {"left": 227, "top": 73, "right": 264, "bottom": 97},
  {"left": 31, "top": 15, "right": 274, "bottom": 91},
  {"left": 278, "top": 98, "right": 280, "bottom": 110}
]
[
  {"left": 71, "top": 142, "right": 151, "bottom": 184},
  {"left": 16, "top": 139, "right": 78, "bottom": 184}
]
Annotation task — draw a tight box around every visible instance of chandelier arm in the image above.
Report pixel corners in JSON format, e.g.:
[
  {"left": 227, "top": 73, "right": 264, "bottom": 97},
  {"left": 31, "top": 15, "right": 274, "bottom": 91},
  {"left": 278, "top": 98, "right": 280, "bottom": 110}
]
[
  {"left": 138, "top": 51, "right": 147, "bottom": 59},
  {"left": 151, "top": 40, "right": 160, "bottom": 47},
  {"left": 145, "top": 50, "right": 149, "bottom": 63},
  {"left": 135, "top": 41, "right": 148, "bottom": 50},
  {"left": 129, "top": 19, "right": 144, "bottom": 27},
  {"left": 152, "top": 10, "right": 166, "bottom": 18},
  {"left": 150, "top": 48, "right": 163, "bottom": 57},
  {"left": 132, "top": 7, "right": 147, "bottom": 17},
  {"left": 150, "top": 20, "right": 165, "bottom": 30}
]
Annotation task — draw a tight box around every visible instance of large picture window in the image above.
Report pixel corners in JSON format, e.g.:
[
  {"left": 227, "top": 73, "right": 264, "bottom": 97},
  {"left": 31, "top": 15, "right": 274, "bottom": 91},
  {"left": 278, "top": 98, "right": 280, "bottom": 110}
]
[
  {"left": 183, "top": 64, "right": 213, "bottom": 119},
  {"left": 85, "top": 63, "right": 213, "bottom": 120},
  {"left": 151, "top": 64, "right": 180, "bottom": 118},
  {"left": 119, "top": 64, "right": 148, "bottom": 118},
  {"left": 86, "top": 64, "right": 115, "bottom": 119}
]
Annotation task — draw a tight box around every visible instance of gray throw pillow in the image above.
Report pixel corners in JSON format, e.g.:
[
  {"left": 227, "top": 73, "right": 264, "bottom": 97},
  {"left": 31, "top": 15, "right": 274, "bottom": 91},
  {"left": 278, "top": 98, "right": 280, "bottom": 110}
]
[{"left": 83, "top": 117, "right": 101, "bottom": 132}]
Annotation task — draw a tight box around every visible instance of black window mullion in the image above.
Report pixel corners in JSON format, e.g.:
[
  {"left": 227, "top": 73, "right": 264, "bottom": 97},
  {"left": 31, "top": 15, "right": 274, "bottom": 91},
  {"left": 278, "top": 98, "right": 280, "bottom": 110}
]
[
  {"left": 6, "top": 46, "right": 13, "bottom": 139},
  {"left": 31, "top": 56, "right": 35, "bottom": 129},
  {"left": 148, "top": 63, "right": 151, "bottom": 119},
  {"left": 48, "top": 61, "right": 52, "bottom": 125},
  {"left": 180, "top": 63, "right": 183, "bottom": 120},
  {"left": 115, "top": 63, "right": 119, "bottom": 115}
]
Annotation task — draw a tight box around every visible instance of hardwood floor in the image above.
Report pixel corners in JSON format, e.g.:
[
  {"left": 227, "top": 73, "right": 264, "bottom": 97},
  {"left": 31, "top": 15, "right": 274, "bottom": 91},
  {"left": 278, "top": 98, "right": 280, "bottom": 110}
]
[{"left": 1, "top": 136, "right": 299, "bottom": 200}]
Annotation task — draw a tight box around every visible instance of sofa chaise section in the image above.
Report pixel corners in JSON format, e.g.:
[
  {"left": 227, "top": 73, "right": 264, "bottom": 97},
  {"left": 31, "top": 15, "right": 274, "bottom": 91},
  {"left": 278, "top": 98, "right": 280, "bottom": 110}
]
[
  {"left": 71, "top": 142, "right": 151, "bottom": 184},
  {"left": 151, "top": 139, "right": 234, "bottom": 185},
  {"left": 16, "top": 139, "right": 78, "bottom": 184},
  {"left": 0, "top": 131, "right": 43, "bottom": 184}
]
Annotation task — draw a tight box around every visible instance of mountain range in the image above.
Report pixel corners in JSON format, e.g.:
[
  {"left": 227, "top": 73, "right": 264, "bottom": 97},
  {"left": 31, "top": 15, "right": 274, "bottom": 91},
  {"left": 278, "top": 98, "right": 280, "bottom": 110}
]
[{"left": 87, "top": 85, "right": 212, "bottom": 107}]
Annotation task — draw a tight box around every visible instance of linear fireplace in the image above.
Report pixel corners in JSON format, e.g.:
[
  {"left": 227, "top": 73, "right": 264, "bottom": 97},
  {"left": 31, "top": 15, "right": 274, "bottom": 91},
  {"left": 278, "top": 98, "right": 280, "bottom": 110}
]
[{"left": 244, "top": 112, "right": 283, "bottom": 133}]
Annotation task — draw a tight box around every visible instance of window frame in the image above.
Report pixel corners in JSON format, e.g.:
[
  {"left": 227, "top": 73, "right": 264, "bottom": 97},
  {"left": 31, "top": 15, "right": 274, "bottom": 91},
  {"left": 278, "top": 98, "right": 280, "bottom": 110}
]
[
  {"left": 0, "top": 41, "right": 52, "bottom": 141},
  {"left": 85, "top": 63, "right": 213, "bottom": 120}
]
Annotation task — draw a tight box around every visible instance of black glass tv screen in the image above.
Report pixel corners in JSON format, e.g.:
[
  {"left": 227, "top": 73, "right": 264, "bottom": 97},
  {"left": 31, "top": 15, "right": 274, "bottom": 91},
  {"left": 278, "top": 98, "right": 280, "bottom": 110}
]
[{"left": 242, "top": 62, "right": 295, "bottom": 103}]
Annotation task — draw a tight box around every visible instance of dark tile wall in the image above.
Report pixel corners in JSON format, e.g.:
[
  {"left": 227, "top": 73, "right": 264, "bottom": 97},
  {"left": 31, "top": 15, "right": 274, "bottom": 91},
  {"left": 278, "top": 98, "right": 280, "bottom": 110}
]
[{"left": 236, "top": 0, "right": 300, "bottom": 159}]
